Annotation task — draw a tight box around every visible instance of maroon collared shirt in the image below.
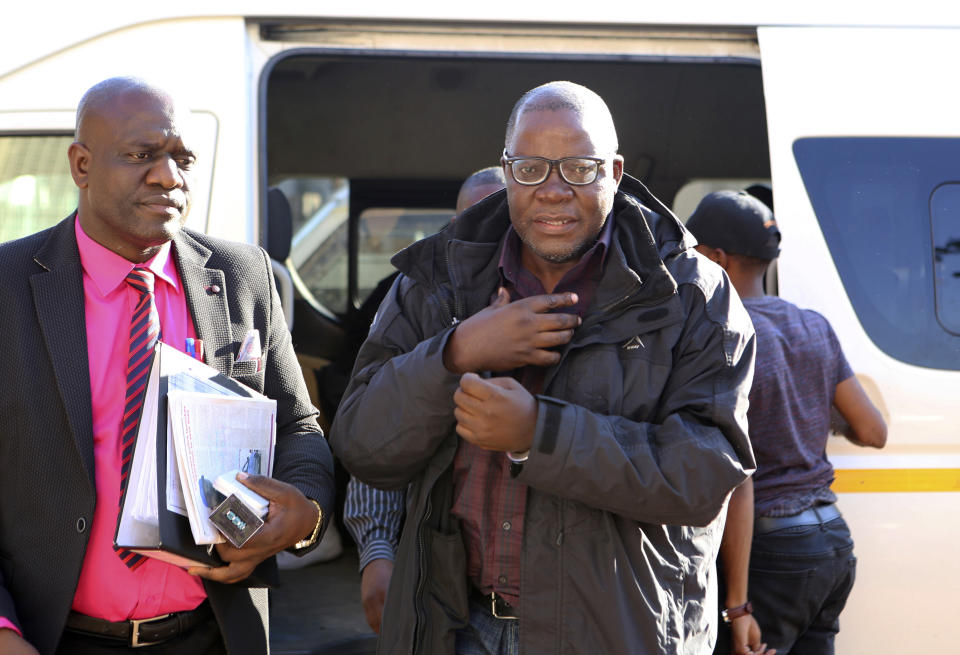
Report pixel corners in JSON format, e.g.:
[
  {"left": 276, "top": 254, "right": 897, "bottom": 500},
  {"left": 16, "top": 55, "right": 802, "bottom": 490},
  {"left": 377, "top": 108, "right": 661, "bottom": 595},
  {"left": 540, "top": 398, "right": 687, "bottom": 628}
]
[{"left": 450, "top": 217, "right": 613, "bottom": 606}]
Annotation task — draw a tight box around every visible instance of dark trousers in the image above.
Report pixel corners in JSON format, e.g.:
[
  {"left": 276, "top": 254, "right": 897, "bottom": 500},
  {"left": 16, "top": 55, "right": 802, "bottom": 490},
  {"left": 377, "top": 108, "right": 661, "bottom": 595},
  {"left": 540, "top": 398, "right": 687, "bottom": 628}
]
[
  {"left": 455, "top": 594, "right": 520, "bottom": 655},
  {"left": 55, "top": 613, "right": 226, "bottom": 655},
  {"left": 715, "top": 516, "right": 857, "bottom": 655}
]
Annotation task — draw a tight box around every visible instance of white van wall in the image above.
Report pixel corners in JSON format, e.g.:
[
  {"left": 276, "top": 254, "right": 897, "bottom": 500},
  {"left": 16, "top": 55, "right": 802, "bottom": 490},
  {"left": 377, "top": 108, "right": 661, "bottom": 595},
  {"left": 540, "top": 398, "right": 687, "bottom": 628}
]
[{"left": 760, "top": 26, "right": 960, "bottom": 652}]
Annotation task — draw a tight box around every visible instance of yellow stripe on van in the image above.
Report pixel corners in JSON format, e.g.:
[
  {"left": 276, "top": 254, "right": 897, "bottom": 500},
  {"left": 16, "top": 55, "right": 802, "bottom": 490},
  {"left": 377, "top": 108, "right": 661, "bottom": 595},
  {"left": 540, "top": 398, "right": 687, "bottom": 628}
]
[{"left": 832, "top": 469, "right": 960, "bottom": 492}]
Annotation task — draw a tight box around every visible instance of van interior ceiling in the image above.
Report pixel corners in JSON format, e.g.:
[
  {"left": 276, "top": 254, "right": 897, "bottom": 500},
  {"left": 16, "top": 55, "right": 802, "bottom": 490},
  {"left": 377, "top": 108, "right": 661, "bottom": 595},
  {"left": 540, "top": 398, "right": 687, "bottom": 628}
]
[{"left": 266, "top": 53, "right": 768, "bottom": 206}]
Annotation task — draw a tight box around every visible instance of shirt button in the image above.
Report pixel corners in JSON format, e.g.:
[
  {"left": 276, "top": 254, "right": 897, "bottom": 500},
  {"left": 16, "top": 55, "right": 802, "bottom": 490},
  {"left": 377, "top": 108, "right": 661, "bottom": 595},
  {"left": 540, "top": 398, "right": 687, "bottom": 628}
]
[
  {"left": 502, "top": 521, "right": 512, "bottom": 531},
  {"left": 498, "top": 575, "right": 507, "bottom": 584},
  {"left": 76, "top": 517, "right": 87, "bottom": 533}
]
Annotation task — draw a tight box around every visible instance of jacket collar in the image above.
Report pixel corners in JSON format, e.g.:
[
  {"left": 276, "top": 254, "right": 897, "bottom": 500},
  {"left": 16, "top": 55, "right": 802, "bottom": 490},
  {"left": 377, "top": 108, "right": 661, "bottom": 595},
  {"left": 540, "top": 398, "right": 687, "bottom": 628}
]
[{"left": 170, "top": 229, "right": 239, "bottom": 377}]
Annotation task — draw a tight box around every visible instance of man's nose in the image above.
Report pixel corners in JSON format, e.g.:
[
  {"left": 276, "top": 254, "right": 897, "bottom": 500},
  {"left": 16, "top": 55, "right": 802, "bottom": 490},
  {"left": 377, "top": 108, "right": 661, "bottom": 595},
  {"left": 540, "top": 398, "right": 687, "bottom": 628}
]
[
  {"left": 534, "top": 167, "right": 574, "bottom": 199},
  {"left": 147, "top": 155, "right": 185, "bottom": 189}
]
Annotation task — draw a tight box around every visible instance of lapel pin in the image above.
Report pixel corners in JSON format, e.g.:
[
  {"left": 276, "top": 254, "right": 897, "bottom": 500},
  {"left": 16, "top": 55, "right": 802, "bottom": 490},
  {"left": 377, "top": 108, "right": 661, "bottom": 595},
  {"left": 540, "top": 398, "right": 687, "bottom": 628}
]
[{"left": 206, "top": 284, "right": 221, "bottom": 294}]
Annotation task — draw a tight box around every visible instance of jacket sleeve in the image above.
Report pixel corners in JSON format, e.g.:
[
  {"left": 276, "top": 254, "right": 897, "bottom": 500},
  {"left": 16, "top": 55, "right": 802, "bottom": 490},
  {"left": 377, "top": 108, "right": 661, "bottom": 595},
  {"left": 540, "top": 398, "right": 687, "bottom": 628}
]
[
  {"left": 330, "top": 275, "right": 462, "bottom": 489},
  {"left": 256, "top": 247, "right": 335, "bottom": 538},
  {"left": 516, "top": 278, "right": 757, "bottom": 527}
]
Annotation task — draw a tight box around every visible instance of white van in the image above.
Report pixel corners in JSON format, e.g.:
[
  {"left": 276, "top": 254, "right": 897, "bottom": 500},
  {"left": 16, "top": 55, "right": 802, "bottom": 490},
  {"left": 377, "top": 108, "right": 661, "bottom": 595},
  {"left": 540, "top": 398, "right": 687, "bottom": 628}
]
[{"left": 2, "top": 5, "right": 957, "bottom": 652}]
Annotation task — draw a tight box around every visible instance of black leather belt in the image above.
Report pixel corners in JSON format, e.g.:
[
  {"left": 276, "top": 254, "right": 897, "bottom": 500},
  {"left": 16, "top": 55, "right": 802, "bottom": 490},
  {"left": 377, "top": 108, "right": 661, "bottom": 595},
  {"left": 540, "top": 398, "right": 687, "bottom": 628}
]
[
  {"left": 471, "top": 588, "right": 518, "bottom": 620},
  {"left": 65, "top": 600, "right": 212, "bottom": 648},
  {"left": 754, "top": 503, "right": 842, "bottom": 535}
]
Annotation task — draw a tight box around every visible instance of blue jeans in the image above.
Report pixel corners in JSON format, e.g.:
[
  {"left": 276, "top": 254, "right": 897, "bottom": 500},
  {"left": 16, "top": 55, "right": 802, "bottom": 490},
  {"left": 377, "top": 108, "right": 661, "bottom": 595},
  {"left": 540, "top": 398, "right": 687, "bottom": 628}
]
[
  {"left": 455, "top": 594, "right": 520, "bottom": 655},
  {"left": 716, "top": 514, "right": 857, "bottom": 655}
]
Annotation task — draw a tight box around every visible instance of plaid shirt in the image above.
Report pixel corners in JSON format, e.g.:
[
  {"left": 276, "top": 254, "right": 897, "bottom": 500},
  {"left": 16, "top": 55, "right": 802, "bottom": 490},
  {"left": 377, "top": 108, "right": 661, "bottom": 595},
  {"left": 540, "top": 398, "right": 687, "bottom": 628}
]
[{"left": 451, "top": 218, "right": 612, "bottom": 605}]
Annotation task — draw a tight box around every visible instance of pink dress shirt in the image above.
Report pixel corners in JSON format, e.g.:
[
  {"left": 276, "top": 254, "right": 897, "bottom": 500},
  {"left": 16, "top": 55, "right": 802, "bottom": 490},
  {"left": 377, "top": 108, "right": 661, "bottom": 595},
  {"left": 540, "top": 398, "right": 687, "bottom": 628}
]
[{"left": 71, "top": 218, "right": 206, "bottom": 620}]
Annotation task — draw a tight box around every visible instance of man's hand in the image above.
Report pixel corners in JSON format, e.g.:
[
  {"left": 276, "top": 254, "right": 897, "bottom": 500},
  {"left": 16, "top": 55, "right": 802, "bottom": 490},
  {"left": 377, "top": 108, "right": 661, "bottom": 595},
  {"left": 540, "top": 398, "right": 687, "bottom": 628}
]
[
  {"left": 454, "top": 373, "right": 537, "bottom": 453},
  {"left": 0, "top": 629, "right": 40, "bottom": 655},
  {"left": 730, "top": 614, "right": 775, "bottom": 655},
  {"left": 360, "top": 558, "right": 394, "bottom": 634},
  {"left": 443, "top": 287, "right": 580, "bottom": 374},
  {"left": 188, "top": 473, "right": 319, "bottom": 584}
]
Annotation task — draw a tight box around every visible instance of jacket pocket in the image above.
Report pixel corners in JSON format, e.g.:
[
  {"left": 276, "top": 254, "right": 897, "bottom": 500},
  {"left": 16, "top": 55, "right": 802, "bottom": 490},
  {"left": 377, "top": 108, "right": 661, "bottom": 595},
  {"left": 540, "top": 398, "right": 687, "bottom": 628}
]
[{"left": 231, "top": 359, "right": 261, "bottom": 378}]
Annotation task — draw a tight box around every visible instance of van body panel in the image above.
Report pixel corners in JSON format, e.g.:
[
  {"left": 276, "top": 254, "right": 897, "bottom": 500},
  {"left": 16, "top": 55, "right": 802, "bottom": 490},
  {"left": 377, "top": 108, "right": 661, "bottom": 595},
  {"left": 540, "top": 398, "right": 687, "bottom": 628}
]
[{"left": 760, "top": 26, "right": 960, "bottom": 652}]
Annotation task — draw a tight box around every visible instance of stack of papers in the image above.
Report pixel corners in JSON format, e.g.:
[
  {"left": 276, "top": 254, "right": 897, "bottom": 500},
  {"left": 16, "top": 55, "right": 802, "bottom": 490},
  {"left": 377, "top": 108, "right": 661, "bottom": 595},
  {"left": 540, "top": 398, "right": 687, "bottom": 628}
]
[
  {"left": 168, "top": 389, "right": 275, "bottom": 544},
  {"left": 115, "top": 342, "right": 276, "bottom": 566}
]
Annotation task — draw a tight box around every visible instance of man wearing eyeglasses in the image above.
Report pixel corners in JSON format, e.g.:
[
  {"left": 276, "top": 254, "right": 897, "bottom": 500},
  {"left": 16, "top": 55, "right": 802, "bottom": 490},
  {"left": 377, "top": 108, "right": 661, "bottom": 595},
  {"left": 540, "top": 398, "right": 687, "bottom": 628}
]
[{"left": 331, "top": 81, "right": 756, "bottom": 655}]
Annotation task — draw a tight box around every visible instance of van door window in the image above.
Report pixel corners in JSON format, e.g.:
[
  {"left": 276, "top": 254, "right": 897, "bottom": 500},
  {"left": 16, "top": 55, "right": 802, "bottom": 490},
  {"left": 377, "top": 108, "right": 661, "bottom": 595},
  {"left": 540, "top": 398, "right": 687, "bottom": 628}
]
[
  {"left": 930, "top": 184, "right": 960, "bottom": 335},
  {"left": 794, "top": 137, "right": 960, "bottom": 370},
  {"left": 275, "top": 175, "right": 454, "bottom": 317},
  {"left": 278, "top": 177, "right": 351, "bottom": 313},
  {"left": 0, "top": 134, "right": 76, "bottom": 242}
]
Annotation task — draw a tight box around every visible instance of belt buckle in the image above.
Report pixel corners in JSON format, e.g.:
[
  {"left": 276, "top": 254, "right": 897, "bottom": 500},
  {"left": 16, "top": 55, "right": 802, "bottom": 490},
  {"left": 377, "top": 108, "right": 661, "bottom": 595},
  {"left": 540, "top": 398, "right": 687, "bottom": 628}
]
[
  {"left": 130, "top": 614, "right": 171, "bottom": 648},
  {"left": 489, "top": 592, "right": 518, "bottom": 620}
]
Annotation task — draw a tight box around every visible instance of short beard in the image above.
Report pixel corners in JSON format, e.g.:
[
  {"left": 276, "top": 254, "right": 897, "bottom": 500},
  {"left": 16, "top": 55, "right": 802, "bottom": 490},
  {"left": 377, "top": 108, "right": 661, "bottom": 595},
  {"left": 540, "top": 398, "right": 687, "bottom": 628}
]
[{"left": 522, "top": 234, "right": 598, "bottom": 265}]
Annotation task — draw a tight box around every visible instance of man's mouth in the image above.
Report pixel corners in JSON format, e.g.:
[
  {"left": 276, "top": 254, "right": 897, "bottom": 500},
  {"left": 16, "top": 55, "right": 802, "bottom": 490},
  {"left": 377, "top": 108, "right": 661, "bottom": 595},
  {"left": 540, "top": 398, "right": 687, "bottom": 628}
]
[
  {"left": 533, "top": 215, "right": 576, "bottom": 233},
  {"left": 141, "top": 196, "right": 184, "bottom": 213}
]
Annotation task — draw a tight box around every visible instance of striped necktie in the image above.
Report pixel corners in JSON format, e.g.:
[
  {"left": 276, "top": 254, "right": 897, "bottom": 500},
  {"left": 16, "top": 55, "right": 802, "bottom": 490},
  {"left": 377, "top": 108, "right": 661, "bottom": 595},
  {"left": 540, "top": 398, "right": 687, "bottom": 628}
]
[{"left": 115, "top": 267, "right": 162, "bottom": 569}]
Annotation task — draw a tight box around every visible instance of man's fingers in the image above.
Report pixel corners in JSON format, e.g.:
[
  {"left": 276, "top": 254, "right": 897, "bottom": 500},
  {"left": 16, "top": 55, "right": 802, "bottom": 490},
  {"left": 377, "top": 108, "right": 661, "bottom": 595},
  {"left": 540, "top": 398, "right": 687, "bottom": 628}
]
[
  {"left": 457, "top": 372, "right": 497, "bottom": 399},
  {"left": 454, "top": 421, "right": 476, "bottom": 441},
  {"left": 524, "top": 292, "right": 579, "bottom": 313},
  {"left": 189, "top": 561, "right": 254, "bottom": 584},
  {"left": 530, "top": 328, "right": 575, "bottom": 349},
  {"left": 525, "top": 349, "right": 562, "bottom": 367},
  {"left": 454, "top": 389, "right": 484, "bottom": 417},
  {"left": 235, "top": 472, "right": 290, "bottom": 500},
  {"left": 484, "top": 376, "right": 522, "bottom": 390},
  {"left": 530, "top": 311, "right": 581, "bottom": 333}
]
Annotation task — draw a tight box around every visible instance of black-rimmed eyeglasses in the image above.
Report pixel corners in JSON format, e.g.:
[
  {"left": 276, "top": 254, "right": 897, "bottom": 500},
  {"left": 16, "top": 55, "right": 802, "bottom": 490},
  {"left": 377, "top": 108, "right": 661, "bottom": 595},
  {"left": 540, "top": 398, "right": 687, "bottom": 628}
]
[{"left": 502, "top": 149, "right": 606, "bottom": 186}]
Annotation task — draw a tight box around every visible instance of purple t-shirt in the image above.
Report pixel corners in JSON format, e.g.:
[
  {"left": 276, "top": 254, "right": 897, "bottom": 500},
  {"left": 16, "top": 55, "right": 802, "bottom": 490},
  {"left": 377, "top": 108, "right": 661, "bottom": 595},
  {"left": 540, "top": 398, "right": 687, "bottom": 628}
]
[{"left": 743, "top": 296, "right": 853, "bottom": 517}]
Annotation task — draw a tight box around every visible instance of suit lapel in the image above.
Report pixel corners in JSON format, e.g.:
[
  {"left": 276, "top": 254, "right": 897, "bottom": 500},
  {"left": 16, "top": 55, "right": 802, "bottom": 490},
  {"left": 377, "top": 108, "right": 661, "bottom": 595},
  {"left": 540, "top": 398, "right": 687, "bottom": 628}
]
[
  {"left": 173, "top": 231, "right": 235, "bottom": 377},
  {"left": 30, "top": 216, "right": 96, "bottom": 485}
]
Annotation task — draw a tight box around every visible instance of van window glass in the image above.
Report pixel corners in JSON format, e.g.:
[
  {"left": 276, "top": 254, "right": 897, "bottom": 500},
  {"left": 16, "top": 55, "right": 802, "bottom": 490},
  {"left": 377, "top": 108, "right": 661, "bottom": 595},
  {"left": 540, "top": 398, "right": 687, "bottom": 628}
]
[
  {"left": 930, "top": 184, "right": 960, "bottom": 334},
  {"left": 0, "top": 135, "right": 76, "bottom": 242},
  {"left": 276, "top": 179, "right": 451, "bottom": 315},
  {"left": 358, "top": 208, "right": 452, "bottom": 302},
  {"left": 793, "top": 137, "right": 960, "bottom": 370},
  {"left": 278, "top": 177, "right": 351, "bottom": 313}
]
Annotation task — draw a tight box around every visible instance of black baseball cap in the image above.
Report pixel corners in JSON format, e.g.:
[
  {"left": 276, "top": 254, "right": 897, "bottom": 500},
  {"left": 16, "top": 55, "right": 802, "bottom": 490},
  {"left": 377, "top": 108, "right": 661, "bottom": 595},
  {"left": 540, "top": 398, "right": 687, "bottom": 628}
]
[{"left": 685, "top": 190, "right": 781, "bottom": 260}]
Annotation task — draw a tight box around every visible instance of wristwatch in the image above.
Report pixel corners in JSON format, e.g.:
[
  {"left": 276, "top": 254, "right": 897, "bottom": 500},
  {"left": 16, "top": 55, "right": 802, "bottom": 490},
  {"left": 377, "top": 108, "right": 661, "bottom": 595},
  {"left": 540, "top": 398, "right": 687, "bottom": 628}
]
[
  {"left": 721, "top": 601, "right": 753, "bottom": 624},
  {"left": 292, "top": 499, "right": 323, "bottom": 550}
]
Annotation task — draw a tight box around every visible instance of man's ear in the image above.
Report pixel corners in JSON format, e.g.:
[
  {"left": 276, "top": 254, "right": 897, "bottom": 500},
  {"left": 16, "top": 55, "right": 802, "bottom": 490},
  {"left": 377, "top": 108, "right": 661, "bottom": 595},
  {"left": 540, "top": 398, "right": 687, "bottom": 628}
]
[
  {"left": 67, "top": 141, "right": 90, "bottom": 189},
  {"left": 612, "top": 155, "right": 624, "bottom": 187},
  {"left": 694, "top": 244, "right": 729, "bottom": 270}
]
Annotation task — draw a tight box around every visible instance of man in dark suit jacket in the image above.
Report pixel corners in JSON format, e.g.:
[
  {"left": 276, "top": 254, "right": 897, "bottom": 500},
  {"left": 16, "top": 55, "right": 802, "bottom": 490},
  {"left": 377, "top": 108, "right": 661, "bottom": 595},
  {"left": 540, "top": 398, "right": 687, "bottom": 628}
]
[{"left": 0, "top": 77, "right": 335, "bottom": 654}]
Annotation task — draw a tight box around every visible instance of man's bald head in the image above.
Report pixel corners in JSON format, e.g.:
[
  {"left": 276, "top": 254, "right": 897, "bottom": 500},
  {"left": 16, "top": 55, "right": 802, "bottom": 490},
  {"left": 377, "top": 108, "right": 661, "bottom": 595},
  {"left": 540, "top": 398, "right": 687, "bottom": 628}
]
[
  {"left": 75, "top": 77, "right": 180, "bottom": 141},
  {"left": 504, "top": 81, "right": 619, "bottom": 155},
  {"left": 455, "top": 166, "right": 506, "bottom": 218}
]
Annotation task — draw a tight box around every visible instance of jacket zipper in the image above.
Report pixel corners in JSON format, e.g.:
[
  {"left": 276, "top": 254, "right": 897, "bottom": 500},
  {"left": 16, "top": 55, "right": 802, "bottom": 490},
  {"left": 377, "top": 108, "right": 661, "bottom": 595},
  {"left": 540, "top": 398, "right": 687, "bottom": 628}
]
[{"left": 411, "top": 494, "right": 432, "bottom": 654}]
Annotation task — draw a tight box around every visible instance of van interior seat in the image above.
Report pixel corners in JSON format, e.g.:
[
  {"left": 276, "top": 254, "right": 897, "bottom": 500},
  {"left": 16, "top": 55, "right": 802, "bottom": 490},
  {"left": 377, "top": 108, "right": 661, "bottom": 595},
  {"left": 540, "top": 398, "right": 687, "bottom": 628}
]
[{"left": 266, "top": 186, "right": 295, "bottom": 330}]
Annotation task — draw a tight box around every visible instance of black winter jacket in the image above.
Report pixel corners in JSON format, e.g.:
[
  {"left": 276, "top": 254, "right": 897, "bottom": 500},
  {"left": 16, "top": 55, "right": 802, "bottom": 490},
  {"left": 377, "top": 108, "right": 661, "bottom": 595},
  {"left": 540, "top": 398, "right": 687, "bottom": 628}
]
[{"left": 331, "top": 176, "right": 756, "bottom": 655}]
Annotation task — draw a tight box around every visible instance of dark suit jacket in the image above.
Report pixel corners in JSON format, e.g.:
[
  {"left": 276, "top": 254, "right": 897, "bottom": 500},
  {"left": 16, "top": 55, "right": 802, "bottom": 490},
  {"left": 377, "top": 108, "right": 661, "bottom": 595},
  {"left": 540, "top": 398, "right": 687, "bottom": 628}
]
[{"left": 0, "top": 215, "right": 335, "bottom": 655}]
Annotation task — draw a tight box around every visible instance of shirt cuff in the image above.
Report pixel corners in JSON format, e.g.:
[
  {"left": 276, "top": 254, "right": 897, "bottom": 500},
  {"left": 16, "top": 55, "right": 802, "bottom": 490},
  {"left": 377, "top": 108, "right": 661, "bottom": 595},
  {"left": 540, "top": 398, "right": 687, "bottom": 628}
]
[
  {"left": 358, "top": 540, "right": 396, "bottom": 573},
  {"left": 0, "top": 618, "right": 22, "bottom": 637}
]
